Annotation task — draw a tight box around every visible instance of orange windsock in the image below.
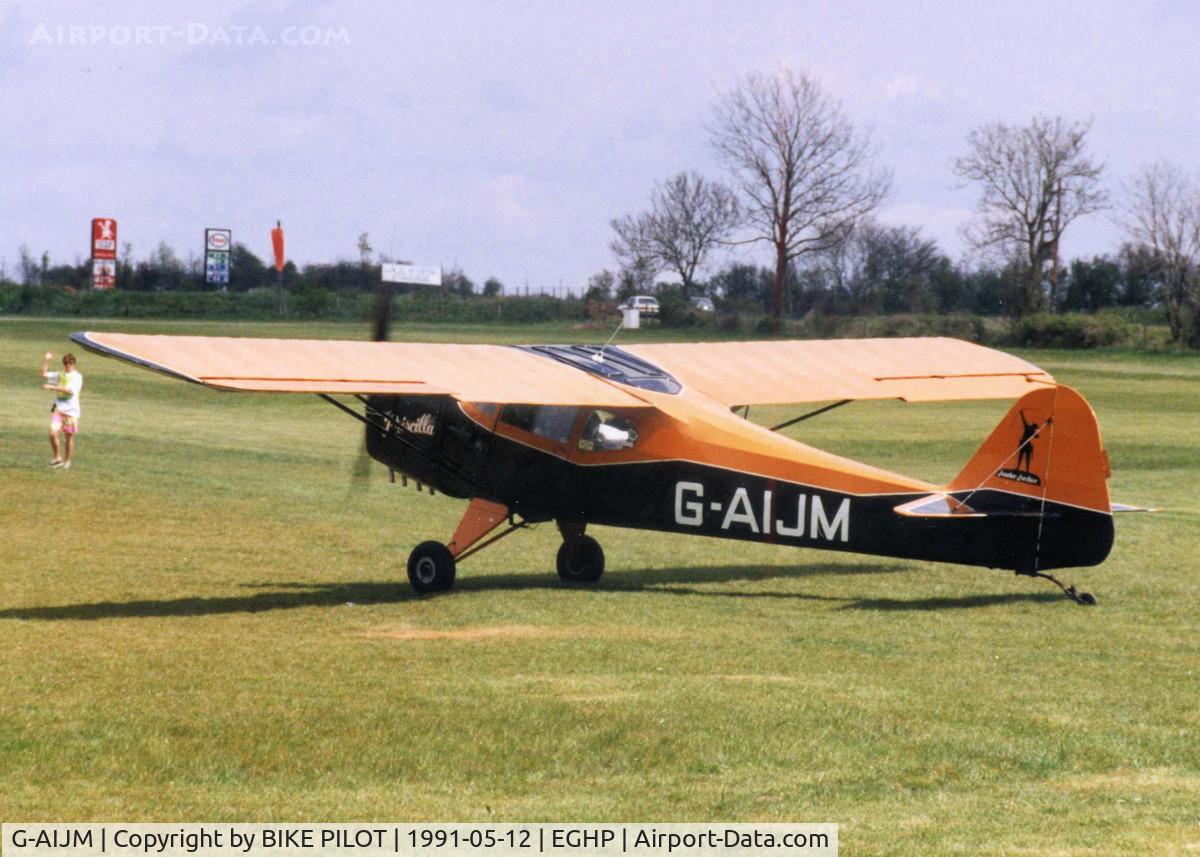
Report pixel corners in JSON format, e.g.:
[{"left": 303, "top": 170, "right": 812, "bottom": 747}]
[{"left": 271, "top": 220, "right": 285, "bottom": 272}]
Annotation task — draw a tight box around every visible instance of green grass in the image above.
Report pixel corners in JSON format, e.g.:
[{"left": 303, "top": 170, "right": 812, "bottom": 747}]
[{"left": 1, "top": 318, "right": 1197, "bottom": 855}]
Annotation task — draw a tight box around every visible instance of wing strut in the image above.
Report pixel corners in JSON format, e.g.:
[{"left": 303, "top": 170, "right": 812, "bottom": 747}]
[{"left": 769, "top": 399, "right": 852, "bottom": 432}]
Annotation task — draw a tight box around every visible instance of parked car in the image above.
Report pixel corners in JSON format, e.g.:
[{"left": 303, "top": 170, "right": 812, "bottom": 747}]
[
  {"left": 618, "top": 295, "right": 660, "bottom": 316},
  {"left": 690, "top": 296, "right": 715, "bottom": 312}
]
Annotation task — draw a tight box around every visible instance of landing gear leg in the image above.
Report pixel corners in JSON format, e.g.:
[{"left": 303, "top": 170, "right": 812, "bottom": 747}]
[
  {"left": 556, "top": 521, "right": 605, "bottom": 583},
  {"left": 1021, "top": 569, "right": 1097, "bottom": 605}
]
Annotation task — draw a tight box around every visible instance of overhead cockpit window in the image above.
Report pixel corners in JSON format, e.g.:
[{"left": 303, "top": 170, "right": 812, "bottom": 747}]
[
  {"left": 500, "top": 404, "right": 579, "bottom": 444},
  {"left": 579, "top": 410, "right": 639, "bottom": 452}
]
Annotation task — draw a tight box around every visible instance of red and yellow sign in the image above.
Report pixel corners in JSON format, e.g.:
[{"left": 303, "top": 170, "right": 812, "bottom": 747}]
[
  {"left": 91, "top": 218, "right": 117, "bottom": 260},
  {"left": 91, "top": 217, "right": 118, "bottom": 289}
]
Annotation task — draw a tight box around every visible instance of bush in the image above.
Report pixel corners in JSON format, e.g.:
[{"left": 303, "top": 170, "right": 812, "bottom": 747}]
[
  {"left": 657, "top": 289, "right": 702, "bottom": 328},
  {"left": 292, "top": 286, "right": 334, "bottom": 318},
  {"left": 717, "top": 313, "right": 741, "bottom": 333},
  {"left": 1010, "top": 313, "right": 1129, "bottom": 349}
]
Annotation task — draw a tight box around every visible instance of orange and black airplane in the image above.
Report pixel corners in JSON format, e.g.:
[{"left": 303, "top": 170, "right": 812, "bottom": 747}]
[{"left": 72, "top": 332, "right": 1137, "bottom": 603}]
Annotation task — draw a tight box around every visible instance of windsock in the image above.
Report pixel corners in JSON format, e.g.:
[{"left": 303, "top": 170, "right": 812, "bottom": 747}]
[{"left": 271, "top": 220, "right": 285, "bottom": 272}]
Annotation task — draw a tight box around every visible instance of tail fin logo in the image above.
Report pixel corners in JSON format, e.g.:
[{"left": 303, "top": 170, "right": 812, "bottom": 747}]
[{"left": 997, "top": 408, "right": 1050, "bottom": 486}]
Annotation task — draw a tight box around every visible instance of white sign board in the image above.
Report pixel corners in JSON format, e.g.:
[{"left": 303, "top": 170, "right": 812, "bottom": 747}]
[
  {"left": 382, "top": 262, "right": 442, "bottom": 286},
  {"left": 205, "top": 228, "right": 232, "bottom": 252}
]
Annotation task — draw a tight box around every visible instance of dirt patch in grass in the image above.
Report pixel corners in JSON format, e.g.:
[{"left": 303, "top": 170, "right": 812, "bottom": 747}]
[
  {"left": 1054, "top": 768, "right": 1200, "bottom": 793},
  {"left": 363, "top": 624, "right": 693, "bottom": 643},
  {"left": 714, "top": 673, "right": 797, "bottom": 683},
  {"left": 364, "top": 624, "right": 567, "bottom": 642}
]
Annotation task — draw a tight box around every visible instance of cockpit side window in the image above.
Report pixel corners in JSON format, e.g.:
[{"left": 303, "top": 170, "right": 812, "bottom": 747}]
[
  {"left": 578, "top": 410, "right": 639, "bottom": 451},
  {"left": 500, "top": 404, "right": 579, "bottom": 444}
]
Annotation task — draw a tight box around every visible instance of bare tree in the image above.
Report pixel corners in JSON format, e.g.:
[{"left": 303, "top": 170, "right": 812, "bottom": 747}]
[
  {"left": 954, "top": 115, "right": 1107, "bottom": 316},
  {"left": 610, "top": 171, "right": 740, "bottom": 298},
  {"left": 18, "top": 244, "right": 39, "bottom": 286},
  {"left": 711, "top": 68, "right": 891, "bottom": 330},
  {"left": 1122, "top": 162, "right": 1200, "bottom": 344},
  {"left": 823, "top": 220, "right": 942, "bottom": 314}
]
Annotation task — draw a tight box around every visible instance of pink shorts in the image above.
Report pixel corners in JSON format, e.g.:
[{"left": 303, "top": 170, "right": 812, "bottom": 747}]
[{"left": 51, "top": 411, "right": 78, "bottom": 434}]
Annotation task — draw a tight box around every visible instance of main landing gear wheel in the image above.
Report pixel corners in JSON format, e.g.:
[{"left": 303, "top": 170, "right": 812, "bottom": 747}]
[
  {"left": 557, "top": 535, "right": 605, "bottom": 583},
  {"left": 407, "top": 541, "right": 456, "bottom": 593}
]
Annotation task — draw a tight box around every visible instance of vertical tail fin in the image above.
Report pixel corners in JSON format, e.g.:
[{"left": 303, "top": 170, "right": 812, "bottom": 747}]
[
  {"left": 946, "top": 385, "right": 1113, "bottom": 571},
  {"left": 949, "top": 385, "right": 1110, "bottom": 513}
]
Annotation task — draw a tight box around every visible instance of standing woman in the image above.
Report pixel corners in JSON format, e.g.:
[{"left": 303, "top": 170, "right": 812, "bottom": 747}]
[{"left": 42, "top": 351, "right": 83, "bottom": 469}]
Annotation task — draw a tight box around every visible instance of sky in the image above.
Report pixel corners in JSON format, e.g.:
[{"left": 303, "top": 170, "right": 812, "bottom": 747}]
[{"left": 1, "top": 0, "right": 1197, "bottom": 292}]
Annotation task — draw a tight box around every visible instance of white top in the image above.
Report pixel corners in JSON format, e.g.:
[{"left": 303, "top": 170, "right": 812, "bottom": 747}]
[{"left": 45, "top": 369, "right": 83, "bottom": 418}]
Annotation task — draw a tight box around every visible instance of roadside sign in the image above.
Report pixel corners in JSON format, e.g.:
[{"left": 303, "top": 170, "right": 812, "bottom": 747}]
[
  {"left": 92, "top": 258, "right": 116, "bottom": 289},
  {"left": 91, "top": 218, "right": 117, "bottom": 260},
  {"left": 205, "top": 228, "right": 232, "bottom": 285},
  {"left": 91, "top": 217, "right": 118, "bottom": 289},
  {"left": 206, "top": 228, "right": 232, "bottom": 252},
  {"left": 382, "top": 262, "right": 442, "bottom": 286}
]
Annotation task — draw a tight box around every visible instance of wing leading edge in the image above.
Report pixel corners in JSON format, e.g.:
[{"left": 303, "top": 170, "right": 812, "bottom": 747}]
[
  {"left": 624, "top": 337, "right": 1054, "bottom": 406},
  {"left": 70, "top": 332, "right": 650, "bottom": 407}
]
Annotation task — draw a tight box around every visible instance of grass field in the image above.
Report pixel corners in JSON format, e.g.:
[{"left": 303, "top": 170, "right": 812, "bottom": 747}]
[{"left": 1, "top": 317, "right": 1197, "bottom": 855}]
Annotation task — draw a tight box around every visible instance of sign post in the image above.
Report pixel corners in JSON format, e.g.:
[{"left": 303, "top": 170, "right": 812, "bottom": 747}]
[
  {"left": 204, "top": 228, "right": 232, "bottom": 289},
  {"left": 90, "top": 217, "right": 117, "bottom": 289}
]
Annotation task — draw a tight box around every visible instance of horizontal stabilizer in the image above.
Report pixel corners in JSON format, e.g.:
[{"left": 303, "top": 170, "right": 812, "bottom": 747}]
[
  {"left": 894, "top": 494, "right": 1054, "bottom": 519},
  {"left": 894, "top": 494, "right": 983, "bottom": 518},
  {"left": 1111, "top": 502, "right": 1158, "bottom": 513}
]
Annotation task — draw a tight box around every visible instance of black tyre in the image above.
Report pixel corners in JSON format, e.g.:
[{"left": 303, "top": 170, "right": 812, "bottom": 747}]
[
  {"left": 556, "top": 535, "right": 605, "bottom": 583},
  {"left": 407, "top": 541, "right": 456, "bottom": 593}
]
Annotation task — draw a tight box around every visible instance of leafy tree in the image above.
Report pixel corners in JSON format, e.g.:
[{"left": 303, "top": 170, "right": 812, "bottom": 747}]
[
  {"left": 965, "top": 262, "right": 1024, "bottom": 316},
  {"left": 819, "top": 220, "right": 943, "bottom": 314},
  {"left": 1116, "top": 242, "right": 1160, "bottom": 307},
  {"left": 709, "top": 263, "right": 770, "bottom": 308},
  {"left": 482, "top": 277, "right": 503, "bottom": 297},
  {"left": 1062, "top": 256, "right": 1120, "bottom": 311},
  {"left": 43, "top": 261, "right": 89, "bottom": 290},
  {"left": 229, "top": 242, "right": 271, "bottom": 292},
  {"left": 443, "top": 267, "right": 475, "bottom": 297},
  {"left": 928, "top": 257, "right": 972, "bottom": 314}
]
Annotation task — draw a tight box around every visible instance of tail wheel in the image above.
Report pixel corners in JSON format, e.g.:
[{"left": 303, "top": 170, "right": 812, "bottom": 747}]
[
  {"left": 556, "top": 535, "right": 605, "bottom": 583},
  {"left": 407, "top": 541, "right": 456, "bottom": 593}
]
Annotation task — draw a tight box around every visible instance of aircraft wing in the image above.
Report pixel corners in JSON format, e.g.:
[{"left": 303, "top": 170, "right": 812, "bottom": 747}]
[
  {"left": 624, "top": 337, "right": 1053, "bottom": 406},
  {"left": 71, "top": 332, "right": 650, "bottom": 407}
]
